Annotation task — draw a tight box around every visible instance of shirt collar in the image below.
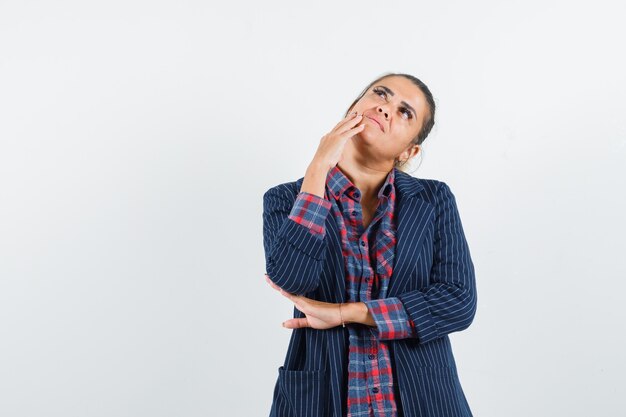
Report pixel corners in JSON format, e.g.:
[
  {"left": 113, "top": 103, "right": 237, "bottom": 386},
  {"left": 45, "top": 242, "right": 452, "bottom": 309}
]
[{"left": 326, "top": 165, "right": 395, "bottom": 201}]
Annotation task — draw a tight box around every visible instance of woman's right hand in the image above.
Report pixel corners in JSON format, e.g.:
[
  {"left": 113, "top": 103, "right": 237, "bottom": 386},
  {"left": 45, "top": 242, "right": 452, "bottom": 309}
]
[{"left": 311, "top": 111, "right": 365, "bottom": 170}]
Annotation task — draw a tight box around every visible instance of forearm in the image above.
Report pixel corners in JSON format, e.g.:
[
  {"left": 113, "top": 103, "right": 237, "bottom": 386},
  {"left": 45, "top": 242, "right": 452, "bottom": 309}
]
[{"left": 300, "top": 161, "right": 329, "bottom": 198}]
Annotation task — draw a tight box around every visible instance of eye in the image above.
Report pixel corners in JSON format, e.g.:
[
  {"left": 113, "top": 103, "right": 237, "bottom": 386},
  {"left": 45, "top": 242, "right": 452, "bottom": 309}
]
[
  {"left": 373, "top": 87, "right": 387, "bottom": 99},
  {"left": 373, "top": 87, "right": 412, "bottom": 120}
]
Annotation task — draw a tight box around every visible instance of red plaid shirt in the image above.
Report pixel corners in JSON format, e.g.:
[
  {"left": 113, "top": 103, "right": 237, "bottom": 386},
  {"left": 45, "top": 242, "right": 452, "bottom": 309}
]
[{"left": 287, "top": 165, "right": 416, "bottom": 417}]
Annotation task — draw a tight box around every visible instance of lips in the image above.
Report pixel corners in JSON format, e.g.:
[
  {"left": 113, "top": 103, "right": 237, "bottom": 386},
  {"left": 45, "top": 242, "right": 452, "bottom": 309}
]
[{"left": 366, "top": 115, "right": 384, "bottom": 132}]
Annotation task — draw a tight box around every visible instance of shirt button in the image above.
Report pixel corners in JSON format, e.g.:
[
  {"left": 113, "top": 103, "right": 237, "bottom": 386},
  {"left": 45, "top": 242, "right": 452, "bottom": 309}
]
[
  {"left": 368, "top": 354, "right": 375, "bottom": 359},
  {"left": 351, "top": 210, "right": 357, "bottom": 216},
  {"left": 354, "top": 192, "right": 360, "bottom": 198},
  {"left": 360, "top": 241, "right": 365, "bottom": 247},
  {"left": 335, "top": 191, "right": 339, "bottom": 196},
  {"left": 372, "top": 387, "right": 379, "bottom": 393}
]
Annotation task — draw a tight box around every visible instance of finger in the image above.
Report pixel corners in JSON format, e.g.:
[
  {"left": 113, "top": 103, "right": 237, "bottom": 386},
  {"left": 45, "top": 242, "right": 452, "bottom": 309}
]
[
  {"left": 280, "top": 288, "right": 307, "bottom": 313},
  {"left": 265, "top": 275, "right": 303, "bottom": 303},
  {"left": 265, "top": 274, "right": 283, "bottom": 292},
  {"left": 332, "top": 113, "right": 361, "bottom": 134},
  {"left": 331, "top": 112, "right": 362, "bottom": 134},
  {"left": 338, "top": 122, "right": 365, "bottom": 139},
  {"left": 283, "top": 317, "right": 310, "bottom": 329},
  {"left": 334, "top": 114, "right": 364, "bottom": 135}
]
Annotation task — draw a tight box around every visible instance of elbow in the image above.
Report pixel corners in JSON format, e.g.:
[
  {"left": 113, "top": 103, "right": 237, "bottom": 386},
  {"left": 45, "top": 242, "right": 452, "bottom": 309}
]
[
  {"left": 456, "top": 261, "right": 477, "bottom": 331},
  {"left": 462, "top": 296, "right": 477, "bottom": 331},
  {"left": 265, "top": 253, "right": 322, "bottom": 295},
  {"left": 456, "top": 284, "right": 478, "bottom": 332}
]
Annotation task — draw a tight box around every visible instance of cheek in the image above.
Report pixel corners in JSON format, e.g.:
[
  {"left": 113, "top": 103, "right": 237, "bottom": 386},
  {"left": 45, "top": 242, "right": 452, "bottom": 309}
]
[
  {"left": 356, "top": 97, "right": 377, "bottom": 109},
  {"left": 405, "top": 123, "right": 421, "bottom": 141},
  {"left": 388, "top": 129, "right": 416, "bottom": 151},
  {"left": 391, "top": 123, "right": 414, "bottom": 140}
]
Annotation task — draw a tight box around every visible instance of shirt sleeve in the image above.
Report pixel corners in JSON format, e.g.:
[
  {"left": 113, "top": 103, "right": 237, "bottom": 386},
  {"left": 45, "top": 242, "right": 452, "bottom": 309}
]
[
  {"left": 363, "top": 297, "right": 417, "bottom": 341},
  {"left": 287, "top": 191, "right": 332, "bottom": 238}
]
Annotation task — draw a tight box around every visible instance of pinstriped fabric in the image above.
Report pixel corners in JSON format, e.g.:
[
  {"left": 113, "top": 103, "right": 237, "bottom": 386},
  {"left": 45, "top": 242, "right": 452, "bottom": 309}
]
[
  {"left": 395, "top": 181, "right": 477, "bottom": 345},
  {"left": 264, "top": 168, "right": 477, "bottom": 417},
  {"left": 279, "top": 367, "right": 327, "bottom": 417}
]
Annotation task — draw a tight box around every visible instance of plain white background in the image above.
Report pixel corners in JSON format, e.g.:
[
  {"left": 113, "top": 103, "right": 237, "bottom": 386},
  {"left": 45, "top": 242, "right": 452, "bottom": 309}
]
[{"left": 1, "top": 1, "right": 625, "bottom": 416}]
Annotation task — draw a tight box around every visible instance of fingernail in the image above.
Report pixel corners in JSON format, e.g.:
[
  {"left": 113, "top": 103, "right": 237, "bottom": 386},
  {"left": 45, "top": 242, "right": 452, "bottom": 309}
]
[{"left": 282, "top": 322, "right": 286, "bottom": 327}]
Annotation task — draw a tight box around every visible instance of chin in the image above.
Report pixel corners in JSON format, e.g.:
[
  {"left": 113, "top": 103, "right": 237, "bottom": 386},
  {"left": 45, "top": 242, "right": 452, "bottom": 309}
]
[{"left": 355, "top": 128, "right": 379, "bottom": 143}]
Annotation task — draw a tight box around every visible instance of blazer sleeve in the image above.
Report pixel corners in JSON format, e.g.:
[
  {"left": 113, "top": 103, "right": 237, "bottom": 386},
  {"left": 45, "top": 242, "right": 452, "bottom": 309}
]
[
  {"left": 395, "top": 181, "right": 478, "bottom": 345},
  {"left": 263, "top": 185, "right": 332, "bottom": 295}
]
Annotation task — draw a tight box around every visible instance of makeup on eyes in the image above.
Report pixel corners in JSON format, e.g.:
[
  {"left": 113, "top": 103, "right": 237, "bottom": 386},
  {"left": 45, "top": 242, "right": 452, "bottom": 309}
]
[{"left": 372, "top": 86, "right": 415, "bottom": 120}]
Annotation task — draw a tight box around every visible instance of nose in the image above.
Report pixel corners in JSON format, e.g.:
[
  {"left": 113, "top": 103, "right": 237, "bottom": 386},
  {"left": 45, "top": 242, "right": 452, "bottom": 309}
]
[{"left": 377, "top": 105, "right": 389, "bottom": 120}]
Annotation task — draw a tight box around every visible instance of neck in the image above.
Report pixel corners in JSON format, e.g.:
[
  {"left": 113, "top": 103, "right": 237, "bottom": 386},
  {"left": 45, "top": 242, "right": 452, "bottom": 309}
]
[{"left": 336, "top": 145, "right": 393, "bottom": 204}]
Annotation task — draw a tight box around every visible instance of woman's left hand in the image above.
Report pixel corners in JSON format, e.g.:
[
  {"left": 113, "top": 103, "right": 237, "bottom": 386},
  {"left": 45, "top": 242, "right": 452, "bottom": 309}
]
[{"left": 264, "top": 274, "right": 346, "bottom": 330}]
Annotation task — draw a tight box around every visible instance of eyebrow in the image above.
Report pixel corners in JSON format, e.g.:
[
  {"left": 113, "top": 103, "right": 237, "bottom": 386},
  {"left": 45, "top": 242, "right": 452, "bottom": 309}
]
[{"left": 375, "top": 85, "right": 417, "bottom": 119}]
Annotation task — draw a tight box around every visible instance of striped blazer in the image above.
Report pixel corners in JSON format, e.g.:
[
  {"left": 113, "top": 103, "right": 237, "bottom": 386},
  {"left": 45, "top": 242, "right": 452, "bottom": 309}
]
[{"left": 263, "top": 167, "right": 478, "bottom": 417}]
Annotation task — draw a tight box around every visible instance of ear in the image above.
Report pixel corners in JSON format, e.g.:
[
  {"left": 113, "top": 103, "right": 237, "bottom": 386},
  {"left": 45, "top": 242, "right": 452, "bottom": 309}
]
[{"left": 399, "top": 144, "right": 420, "bottom": 161}]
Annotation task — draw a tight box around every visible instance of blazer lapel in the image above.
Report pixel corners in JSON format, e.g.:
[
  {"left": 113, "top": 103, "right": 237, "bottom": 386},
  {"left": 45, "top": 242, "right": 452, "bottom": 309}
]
[{"left": 386, "top": 170, "right": 431, "bottom": 297}]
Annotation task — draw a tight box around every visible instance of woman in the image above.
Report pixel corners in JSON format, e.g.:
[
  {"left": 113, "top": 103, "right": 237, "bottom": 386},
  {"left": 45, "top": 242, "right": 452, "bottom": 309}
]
[{"left": 263, "top": 72, "right": 477, "bottom": 417}]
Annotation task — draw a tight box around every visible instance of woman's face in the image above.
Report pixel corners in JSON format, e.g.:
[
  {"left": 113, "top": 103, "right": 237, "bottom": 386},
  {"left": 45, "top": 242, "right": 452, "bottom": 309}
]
[{"left": 349, "top": 75, "right": 428, "bottom": 166}]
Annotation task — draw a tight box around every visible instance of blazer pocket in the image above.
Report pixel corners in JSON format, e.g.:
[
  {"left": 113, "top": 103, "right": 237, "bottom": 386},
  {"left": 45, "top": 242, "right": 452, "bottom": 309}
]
[{"left": 278, "top": 366, "right": 327, "bottom": 417}]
